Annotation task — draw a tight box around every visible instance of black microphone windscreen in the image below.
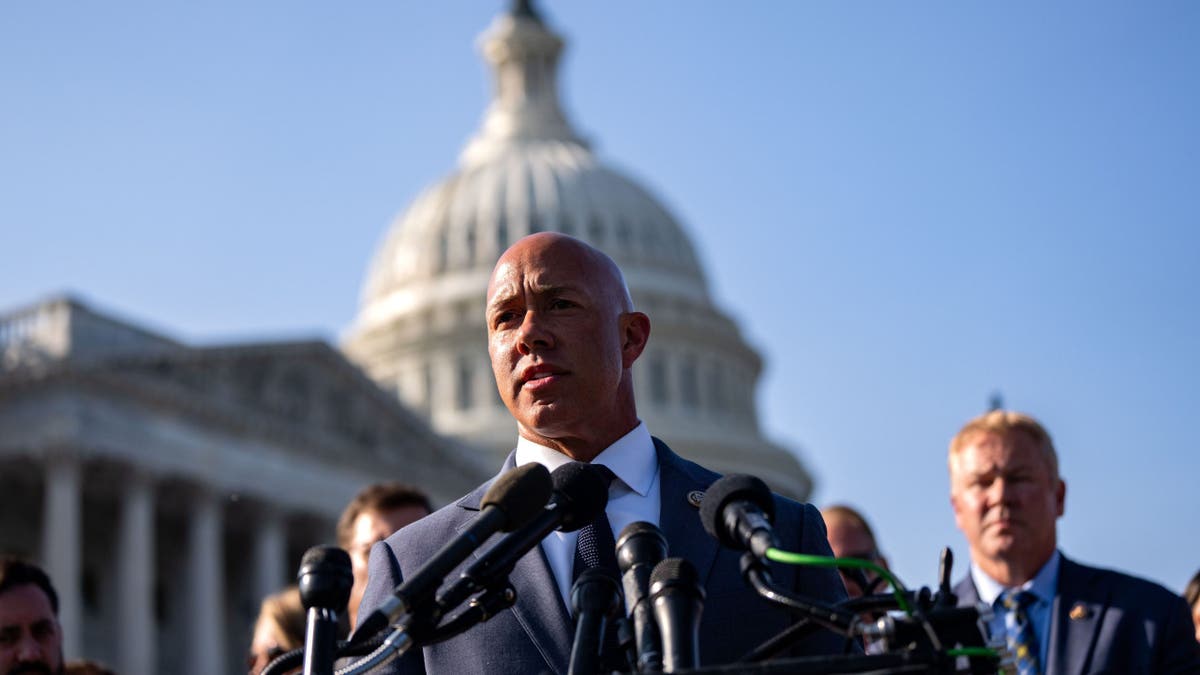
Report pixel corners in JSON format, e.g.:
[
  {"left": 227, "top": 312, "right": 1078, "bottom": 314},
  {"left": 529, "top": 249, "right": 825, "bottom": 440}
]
[
  {"left": 550, "top": 462, "right": 609, "bottom": 532},
  {"left": 299, "top": 545, "right": 352, "bottom": 577},
  {"left": 481, "top": 463, "right": 554, "bottom": 532},
  {"left": 698, "top": 474, "right": 775, "bottom": 546},
  {"left": 616, "top": 521, "right": 667, "bottom": 574},
  {"left": 297, "top": 546, "right": 353, "bottom": 611},
  {"left": 572, "top": 567, "right": 622, "bottom": 614},
  {"left": 649, "top": 558, "right": 703, "bottom": 598}
]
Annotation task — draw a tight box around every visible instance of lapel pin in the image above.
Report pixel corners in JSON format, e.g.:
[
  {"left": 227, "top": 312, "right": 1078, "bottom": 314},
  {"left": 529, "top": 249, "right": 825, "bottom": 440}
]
[
  {"left": 1069, "top": 603, "right": 1091, "bottom": 621},
  {"left": 687, "top": 490, "right": 704, "bottom": 508}
]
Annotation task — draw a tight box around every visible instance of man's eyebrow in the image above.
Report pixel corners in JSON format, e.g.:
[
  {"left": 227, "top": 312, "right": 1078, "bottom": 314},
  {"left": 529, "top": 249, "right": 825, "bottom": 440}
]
[
  {"left": 487, "top": 284, "right": 579, "bottom": 310},
  {"left": 529, "top": 283, "right": 577, "bottom": 296}
]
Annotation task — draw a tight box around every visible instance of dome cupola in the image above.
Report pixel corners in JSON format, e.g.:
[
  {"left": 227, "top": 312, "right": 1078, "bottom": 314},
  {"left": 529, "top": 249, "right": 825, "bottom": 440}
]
[{"left": 345, "top": 1, "right": 813, "bottom": 499}]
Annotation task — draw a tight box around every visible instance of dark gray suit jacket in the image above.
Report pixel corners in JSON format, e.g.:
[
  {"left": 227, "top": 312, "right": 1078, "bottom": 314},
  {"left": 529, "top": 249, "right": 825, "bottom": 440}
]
[
  {"left": 356, "top": 438, "right": 850, "bottom": 674},
  {"left": 954, "top": 555, "right": 1200, "bottom": 675}
]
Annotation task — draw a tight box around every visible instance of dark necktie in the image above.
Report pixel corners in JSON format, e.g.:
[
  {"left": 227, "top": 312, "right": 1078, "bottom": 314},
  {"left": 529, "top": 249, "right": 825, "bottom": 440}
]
[
  {"left": 1000, "top": 589, "right": 1041, "bottom": 675},
  {"left": 571, "top": 464, "right": 623, "bottom": 670},
  {"left": 572, "top": 465, "right": 619, "bottom": 581}
]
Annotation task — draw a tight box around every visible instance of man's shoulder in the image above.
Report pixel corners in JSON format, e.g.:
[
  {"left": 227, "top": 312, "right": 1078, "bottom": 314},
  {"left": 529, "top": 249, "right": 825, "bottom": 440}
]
[
  {"left": 1059, "top": 556, "right": 1186, "bottom": 610},
  {"left": 952, "top": 555, "right": 1187, "bottom": 614},
  {"left": 653, "top": 436, "right": 820, "bottom": 543},
  {"left": 654, "top": 437, "right": 812, "bottom": 508},
  {"left": 382, "top": 485, "right": 487, "bottom": 559}
]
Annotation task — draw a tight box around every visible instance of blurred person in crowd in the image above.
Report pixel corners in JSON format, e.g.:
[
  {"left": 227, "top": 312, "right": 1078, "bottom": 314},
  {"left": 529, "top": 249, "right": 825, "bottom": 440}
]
[
  {"left": 0, "top": 556, "right": 63, "bottom": 675},
  {"left": 948, "top": 410, "right": 1199, "bottom": 674},
  {"left": 336, "top": 483, "right": 432, "bottom": 627},
  {"left": 1185, "top": 569, "right": 1200, "bottom": 643},
  {"left": 246, "top": 586, "right": 306, "bottom": 675},
  {"left": 821, "top": 504, "right": 890, "bottom": 598}
]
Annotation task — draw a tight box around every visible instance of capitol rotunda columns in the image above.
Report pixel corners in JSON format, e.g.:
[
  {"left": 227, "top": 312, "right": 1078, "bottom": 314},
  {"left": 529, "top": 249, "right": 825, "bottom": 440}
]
[
  {"left": 253, "top": 504, "right": 288, "bottom": 604},
  {"left": 41, "top": 452, "right": 82, "bottom": 658},
  {"left": 186, "top": 487, "right": 226, "bottom": 675},
  {"left": 116, "top": 468, "right": 156, "bottom": 675}
]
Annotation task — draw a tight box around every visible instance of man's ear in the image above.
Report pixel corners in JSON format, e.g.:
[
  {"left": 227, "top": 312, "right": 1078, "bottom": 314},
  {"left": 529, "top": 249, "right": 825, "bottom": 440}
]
[
  {"left": 620, "top": 311, "right": 651, "bottom": 368},
  {"left": 1055, "top": 478, "right": 1066, "bottom": 518}
]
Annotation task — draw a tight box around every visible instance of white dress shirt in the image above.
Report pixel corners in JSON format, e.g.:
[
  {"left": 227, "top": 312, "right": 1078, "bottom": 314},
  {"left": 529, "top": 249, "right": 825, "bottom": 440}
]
[
  {"left": 970, "top": 549, "right": 1061, "bottom": 668},
  {"left": 514, "top": 421, "right": 661, "bottom": 612}
]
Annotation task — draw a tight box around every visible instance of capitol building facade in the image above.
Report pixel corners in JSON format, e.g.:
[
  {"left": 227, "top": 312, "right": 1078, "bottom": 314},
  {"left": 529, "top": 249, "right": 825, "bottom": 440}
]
[{"left": 0, "top": 3, "right": 813, "bottom": 674}]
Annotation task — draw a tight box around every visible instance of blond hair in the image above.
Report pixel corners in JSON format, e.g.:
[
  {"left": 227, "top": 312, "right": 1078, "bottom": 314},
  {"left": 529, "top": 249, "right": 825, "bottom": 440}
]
[
  {"left": 254, "top": 586, "right": 307, "bottom": 651},
  {"left": 948, "top": 410, "right": 1059, "bottom": 480}
]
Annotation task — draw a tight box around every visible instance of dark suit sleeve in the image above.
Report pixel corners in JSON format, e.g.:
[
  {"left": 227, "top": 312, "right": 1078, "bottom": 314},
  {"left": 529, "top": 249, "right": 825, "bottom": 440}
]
[
  {"left": 776, "top": 500, "right": 856, "bottom": 656},
  {"left": 351, "top": 539, "right": 426, "bottom": 675},
  {"left": 1153, "top": 591, "right": 1200, "bottom": 674},
  {"left": 795, "top": 503, "right": 851, "bottom": 603}
]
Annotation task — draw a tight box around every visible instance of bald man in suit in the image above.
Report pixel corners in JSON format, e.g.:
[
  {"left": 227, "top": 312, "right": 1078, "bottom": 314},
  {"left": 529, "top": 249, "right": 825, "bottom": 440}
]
[{"left": 357, "top": 233, "right": 849, "bottom": 674}]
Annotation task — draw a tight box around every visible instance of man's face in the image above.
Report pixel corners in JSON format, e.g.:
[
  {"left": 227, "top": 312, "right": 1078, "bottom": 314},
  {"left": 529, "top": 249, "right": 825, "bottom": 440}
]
[
  {"left": 0, "top": 584, "right": 64, "bottom": 675},
  {"left": 486, "top": 235, "right": 647, "bottom": 453},
  {"left": 950, "top": 431, "right": 1064, "bottom": 579},
  {"left": 825, "top": 518, "right": 880, "bottom": 598},
  {"left": 1191, "top": 598, "right": 1200, "bottom": 644},
  {"left": 349, "top": 505, "right": 429, "bottom": 580},
  {"left": 347, "top": 505, "right": 428, "bottom": 621}
]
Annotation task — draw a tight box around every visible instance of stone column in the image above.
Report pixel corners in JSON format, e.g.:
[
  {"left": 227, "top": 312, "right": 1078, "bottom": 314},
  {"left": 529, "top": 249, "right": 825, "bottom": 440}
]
[
  {"left": 116, "top": 470, "right": 155, "bottom": 675},
  {"left": 253, "top": 506, "right": 287, "bottom": 603},
  {"left": 186, "top": 488, "right": 225, "bottom": 675},
  {"left": 41, "top": 452, "right": 81, "bottom": 658}
]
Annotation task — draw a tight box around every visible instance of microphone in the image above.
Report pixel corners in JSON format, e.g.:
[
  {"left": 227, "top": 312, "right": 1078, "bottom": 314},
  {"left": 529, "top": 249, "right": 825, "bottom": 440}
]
[
  {"left": 352, "top": 462, "right": 553, "bottom": 645},
  {"left": 567, "top": 568, "right": 622, "bottom": 675},
  {"left": 432, "top": 462, "right": 610, "bottom": 620},
  {"left": 297, "top": 546, "right": 353, "bottom": 675},
  {"left": 616, "top": 521, "right": 667, "bottom": 672},
  {"left": 701, "top": 475, "right": 858, "bottom": 638},
  {"left": 648, "top": 558, "right": 704, "bottom": 672},
  {"left": 699, "top": 474, "right": 778, "bottom": 559}
]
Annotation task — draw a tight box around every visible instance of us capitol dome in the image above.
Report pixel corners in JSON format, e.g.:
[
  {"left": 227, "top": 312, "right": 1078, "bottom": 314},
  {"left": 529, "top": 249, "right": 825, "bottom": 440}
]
[{"left": 344, "top": 1, "right": 814, "bottom": 499}]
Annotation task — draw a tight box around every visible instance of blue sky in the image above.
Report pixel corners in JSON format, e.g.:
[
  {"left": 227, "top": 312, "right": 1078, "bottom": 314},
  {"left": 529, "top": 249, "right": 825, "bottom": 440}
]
[{"left": 2, "top": 2, "right": 1197, "bottom": 594}]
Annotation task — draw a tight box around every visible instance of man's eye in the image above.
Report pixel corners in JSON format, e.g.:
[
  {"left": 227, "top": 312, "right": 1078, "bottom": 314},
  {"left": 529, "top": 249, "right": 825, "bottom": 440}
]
[
  {"left": 550, "top": 299, "right": 574, "bottom": 310},
  {"left": 493, "top": 311, "right": 519, "bottom": 326}
]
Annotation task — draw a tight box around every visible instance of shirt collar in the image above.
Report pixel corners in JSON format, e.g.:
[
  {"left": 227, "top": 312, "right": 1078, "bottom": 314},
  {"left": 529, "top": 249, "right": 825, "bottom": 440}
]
[
  {"left": 514, "top": 421, "right": 656, "bottom": 497},
  {"left": 970, "top": 549, "right": 1061, "bottom": 606}
]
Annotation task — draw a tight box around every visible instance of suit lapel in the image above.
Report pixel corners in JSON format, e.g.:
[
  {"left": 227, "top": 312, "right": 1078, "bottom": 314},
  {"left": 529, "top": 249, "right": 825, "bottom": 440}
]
[
  {"left": 455, "top": 452, "right": 572, "bottom": 675},
  {"left": 953, "top": 576, "right": 981, "bottom": 607},
  {"left": 653, "top": 439, "right": 721, "bottom": 584},
  {"left": 1046, "top": 556, "right": 1105, "bottom": 675}
]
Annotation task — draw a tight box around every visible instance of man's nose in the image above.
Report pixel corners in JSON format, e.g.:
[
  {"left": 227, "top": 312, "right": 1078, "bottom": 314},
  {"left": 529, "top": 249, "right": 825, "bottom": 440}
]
[
  {"left": 516, "top": 311, "right": 553, "bottom": 353},
  {"left": 15, "top": 632, "right": 46, "bottom": 662},
  {"left": 987, "top": 477, "right": 1015, "bottom": 505}
]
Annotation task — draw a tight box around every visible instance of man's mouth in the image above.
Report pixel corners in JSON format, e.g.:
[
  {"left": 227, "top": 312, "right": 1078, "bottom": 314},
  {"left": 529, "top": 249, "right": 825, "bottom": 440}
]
[
  {"left": 521, "top": 364, "right": 565, "bottom": 388},
  {"left": 10, "top": 662, "right": 54, "bottom": 675}
]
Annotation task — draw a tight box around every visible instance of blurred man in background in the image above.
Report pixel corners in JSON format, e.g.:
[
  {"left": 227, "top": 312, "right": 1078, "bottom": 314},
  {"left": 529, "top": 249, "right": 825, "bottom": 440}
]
[
  {"left": 948, "top": 410, "right": 1199, "bottom": 674},
  {"left": 337, "top": 482, "right": 432, "bottom": 627},
  {"left": 0, "top": 557, "right": 64, "bottom": 675},
  {"left": 821, "top": 504, "right": 889, "bottom": 598}
]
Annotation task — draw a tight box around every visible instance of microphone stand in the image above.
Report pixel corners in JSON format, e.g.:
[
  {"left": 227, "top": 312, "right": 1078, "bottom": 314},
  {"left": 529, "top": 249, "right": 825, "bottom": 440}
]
[
  {"left": 739, "top": 553, "right": 859, "bottom": 638},
  {"left": 296, "top": 547, "right": 353, "bottom": 675},
  {"left": 568, "top": 569, "right": 622, "bottom": 675}
]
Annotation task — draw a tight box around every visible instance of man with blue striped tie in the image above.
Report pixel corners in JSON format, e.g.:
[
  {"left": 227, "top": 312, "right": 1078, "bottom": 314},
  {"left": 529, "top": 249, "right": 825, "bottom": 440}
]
[{"left": 947, "top": 410, "right": 1199, "bottom": 674}]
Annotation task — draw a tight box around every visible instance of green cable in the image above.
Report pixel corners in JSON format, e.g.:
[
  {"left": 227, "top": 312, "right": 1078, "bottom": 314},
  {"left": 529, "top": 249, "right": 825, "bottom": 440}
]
[
  {"left": 764, "top": 548, "right": 913, "bottom": 614},
  {"left": 764, "top": 549, "right": 1002, "bottom": 667},
  {"left": 945, "top": 647, "right": 999, "bottom": 658}
]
